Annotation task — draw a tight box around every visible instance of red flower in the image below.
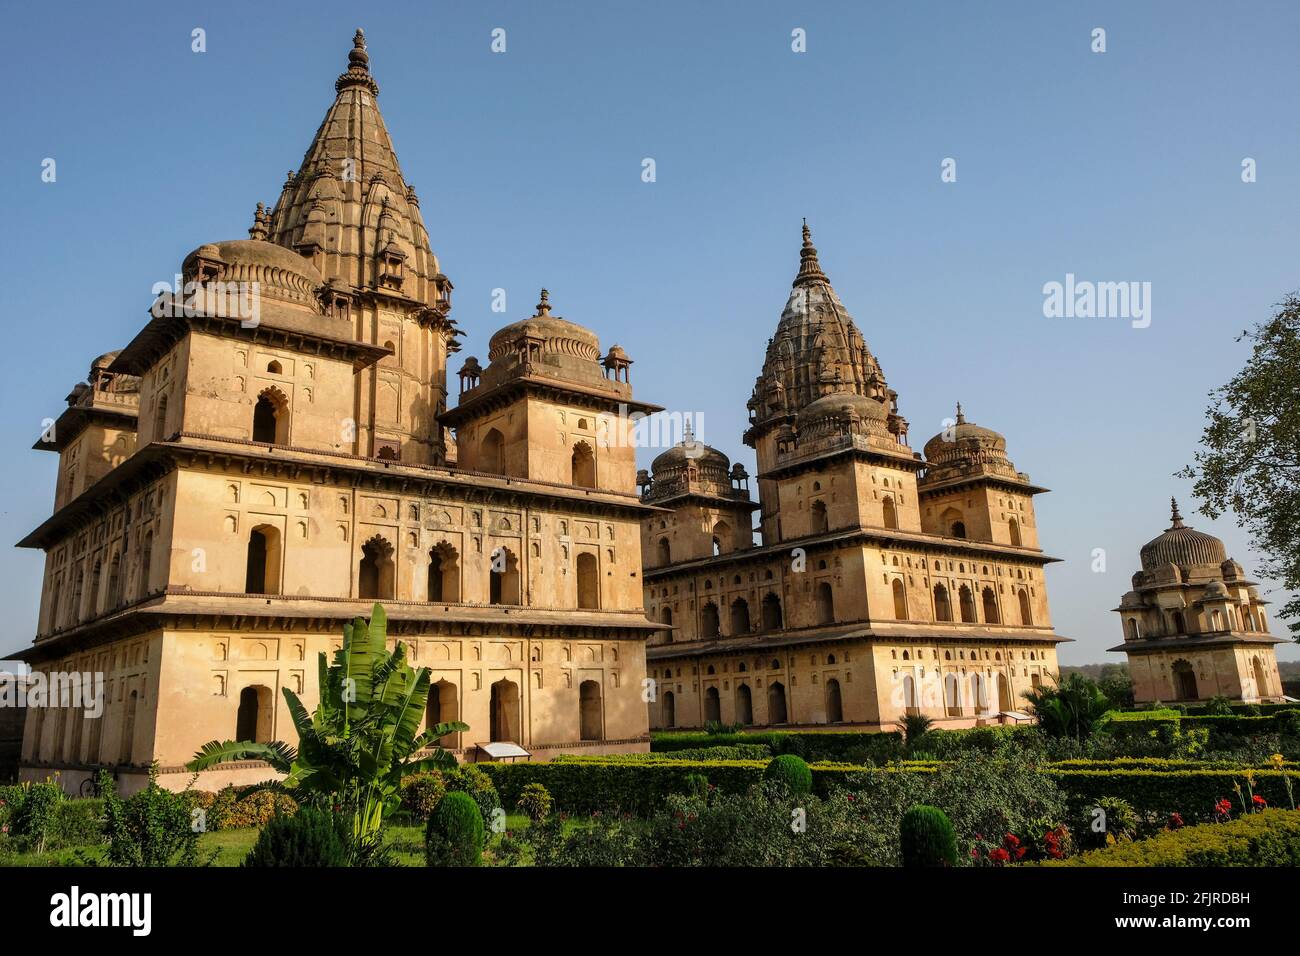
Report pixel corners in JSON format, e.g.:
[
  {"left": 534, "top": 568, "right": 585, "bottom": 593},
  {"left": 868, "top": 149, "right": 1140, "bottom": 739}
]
[
  {"left": 1003, "top": 833, "right": 1020, "bottom": 847},
  {"left": 1252, "top": 794, "right": 1267, "bottom": 808},
  {"left": 1169, "top": 812, "right": 1184, "bottom": 829},
  {"left": 847, "top": 794, "right": 855, "bottom": 802},
  {"left": 988, "top": 847, "right": 1010, "bottom": 864},
  {"left": 970, "top": 848, "right": 980, "bottom": 859}
]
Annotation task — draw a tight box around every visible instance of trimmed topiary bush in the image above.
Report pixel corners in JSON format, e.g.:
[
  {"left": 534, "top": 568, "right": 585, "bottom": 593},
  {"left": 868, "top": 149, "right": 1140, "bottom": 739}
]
[
  {"left": 900, "top": 805, "right": 958, "bottom": 867},
  {"left": 400, "top": 771, "right": 447, "bottom": 819},
  {"left": 425, "top": 791, "right": 484, "bottom": 866},
  {"left": 763, "top": 754, "right": 812, "bottom": 795},
  {"left": 242, "top": 807, "right": 348, "bottom": 867}
]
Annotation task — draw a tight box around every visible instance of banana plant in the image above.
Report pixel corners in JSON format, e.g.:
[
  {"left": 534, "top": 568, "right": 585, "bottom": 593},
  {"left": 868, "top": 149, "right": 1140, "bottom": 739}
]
[{"left": 187, "top": 604, "right": 468, "bottom": 840}]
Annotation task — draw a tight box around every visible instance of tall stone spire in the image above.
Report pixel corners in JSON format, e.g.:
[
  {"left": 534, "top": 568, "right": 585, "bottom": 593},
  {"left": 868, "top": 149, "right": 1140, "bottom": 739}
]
[
  {"left": 793, "top": 219, "right": 829, "bottom": 288},
  {"left": 265, "top": 30, "right": 449, "bottom": 312}
]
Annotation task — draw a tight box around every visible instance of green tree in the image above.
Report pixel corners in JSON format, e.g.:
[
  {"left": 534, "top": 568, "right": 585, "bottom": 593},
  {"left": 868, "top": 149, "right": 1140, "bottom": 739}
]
[
  {"left": 187, "top": 604, "right": 468, "bottom": 843},
  {"left": 1182, "top": 295, "right": 1300, "bottom": 638},
  {"left": 1022, "top": 672, "right": 1111, "bottom": 741}
]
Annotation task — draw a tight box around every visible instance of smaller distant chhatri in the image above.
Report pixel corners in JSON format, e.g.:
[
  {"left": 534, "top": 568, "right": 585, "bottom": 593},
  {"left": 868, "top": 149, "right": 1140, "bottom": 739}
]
[{"left": 1111, "top": 498, "right": 1285, "bottom": 705}]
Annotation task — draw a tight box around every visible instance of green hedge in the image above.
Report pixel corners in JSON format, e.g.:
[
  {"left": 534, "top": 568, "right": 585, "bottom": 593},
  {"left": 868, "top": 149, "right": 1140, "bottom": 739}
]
[
  {"left": 1042, "top": 809, "right": 1300, "bottom": 866},
  {"left": 649, "top": 725, "right": 1037, "bottom": 762},
  {"left": 474, "top": 759, "right": 933, "bottom": 814},
  {"left": 1047, "top": 767, "right": 1300, "bottom": 820}
]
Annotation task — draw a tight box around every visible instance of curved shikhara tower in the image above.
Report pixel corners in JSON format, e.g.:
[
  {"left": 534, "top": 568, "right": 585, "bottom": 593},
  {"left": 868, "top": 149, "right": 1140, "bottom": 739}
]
[
  {"left": 15, "top": 32, "right": 663, "bottom": 794},
  {"left": 640, "top": 223, "right": 1068, "bottom": 732}
]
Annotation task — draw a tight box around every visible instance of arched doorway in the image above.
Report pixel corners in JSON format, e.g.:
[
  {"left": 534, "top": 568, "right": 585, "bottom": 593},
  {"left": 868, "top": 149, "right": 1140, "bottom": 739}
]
[
  {"left": 712, "top": 521, "right": 731, "bottom": 555},
  {"left": 815, "top": 582, "right": 834, "bottom": 624},
  {"left": 579, "top": 680, "right": 603, "bottom": 740},
  {"left": 656, "top": 537, "right": 671, "bottom": 566},
  {"left": 489, "top": 547, "right": 520, "bottom": 605},
  {"left": 481, "top": 428, "right": 505, "bottom": 474},
  {"left": 892, "top": 579, "right": 908, "bottom": 619},
  {"left": 489, "top": 678, "right": 521, "bottom": 743},
  {"left": 810, "top": 500, "right": 829, "bottom": 534},
  {"left": 902, "top": 674, "right": 919, "bottom": 715},
  {"left": 661, "top": 690, "right": 676, "bottom": 728},
  {"left": 997, "top": 673, "right": 1012, "bottom": 711},
  {"left": 1019, "top": 589, "right": 1033, "bottom": 626},
  {"left": 1253, "top": 657, "right": 1269, "bottom": 697},
  {"left": 236, "top": 684, "right": 273, "bottom": 743},
  {"left": 959, "top": 586, "right": 977, "bottom": 623},
  {"left": 252, "top": 388, "right": 288, "bottom": 444},
  {"left": 825, "top": 678, "right": 843, "bottom": 723},
  {"left": 882, "top": 496, "right": 898, "bottom": 529},
  {"left": 944, "top": 673, "right": 962, "bottom": 716},
  {"left": 1172, "top": 659, "right": 1198, "bottom": 701},
  {"left": 576, "top": 552, "right": 599, "bottom": 609},
  {"left": 730, "top": 597, "right": 751, "bottom": 635},
  {"left": 701, "top": 602, "right": 720, "bottom": 638},
  {"left": 427, "top": 543, "right": 460, "bottom": 602},
  {"left": 359, "top": 536, "right": 395, "bottom": 600},
  {"left": 971, "top": 673, "right": 988, "bottom": 714},
  {"left": 426, "top": 680, "right": 460, "bottom": 749},
  {"left": 571, "top": 442, "right": 596, "bottom": 488},
  {"left": 934, "top": 584, "right": 953, "bottom": 622},
  {"left": 118, "top": 689, "right": 138, "bottom": 765},
  {"left": 1008, "top": 518, "right": 1021, "bottom": 546},
  {"left": 245, "top": 524, "right": 282, "bottom": 594},
  {"left": 761, "top": 593, "right": 783, "bottom": 630},
  {"left": 767, "top": 681, "right": 788, "bottom": 724},
  {"left": 734, "top": 683, "right": 753, "bottom": 725},
  {"left": 704, "top": 687, "right": 721, "bottom": 724},
  {"left": 982, "top": 587, "right": 999, "bottom": 624}
]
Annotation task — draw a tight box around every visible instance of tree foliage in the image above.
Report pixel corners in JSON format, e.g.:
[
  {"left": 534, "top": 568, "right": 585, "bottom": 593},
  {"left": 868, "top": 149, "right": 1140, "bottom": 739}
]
[
  {"left": 1182, "top": 294, "right": 1300, "bottom": 637},
  {"left": 1023, "top": 673, "right": 1112, "bottom": 741}
]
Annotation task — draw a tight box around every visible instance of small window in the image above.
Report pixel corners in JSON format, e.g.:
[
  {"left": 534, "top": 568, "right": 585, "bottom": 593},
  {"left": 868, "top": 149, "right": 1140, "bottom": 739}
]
[{"left": 266, "top": 360, "right": 282, "bottom": 374}]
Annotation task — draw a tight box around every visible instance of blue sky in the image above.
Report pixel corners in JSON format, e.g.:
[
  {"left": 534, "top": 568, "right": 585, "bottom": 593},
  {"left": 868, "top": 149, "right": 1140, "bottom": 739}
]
[{"left": 2, "top": 0, "right": 1298, "bottom": 664}]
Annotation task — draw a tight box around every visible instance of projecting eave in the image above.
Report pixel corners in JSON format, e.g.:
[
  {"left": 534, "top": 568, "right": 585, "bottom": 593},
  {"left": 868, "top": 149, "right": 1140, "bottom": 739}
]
[
  {"left": 757, "top": 442, "right": 922, "bottom": 482},
  {"left": 440, "top": 374, "right": 662, "bottom": 428},
  {"left": 1107, "top": 632, "right": 1286, "bottom": 655},
  {"left": 12, "top": 591, "right": 664, "bottom": 664},
  {"left": 918, "top": 473, "right": 1050, "bottom": 496},
  {"left": 640, "top": 490, "right": 761, "bottom": 512},
  {"left": 31, "top": 403, "right": 138, "bottom": 452}
]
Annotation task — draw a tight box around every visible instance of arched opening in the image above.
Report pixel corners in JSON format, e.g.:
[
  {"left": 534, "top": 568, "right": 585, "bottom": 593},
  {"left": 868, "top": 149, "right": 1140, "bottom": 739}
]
[
  {"left": 571, "top": 441, "right": 596, "bottom": 488},
  {"left": 89, "top": 560, "right": 102, "bottom": 617},
  {"left": 252, "top": 389, "right": 288, "bottom": 445},
  {"left": 1171, "top": 610, "right": 1186, "bottom": 635},
  {"left": 815, "top": 582, "right": 834, "bottom": 625},
  {"left": 70, "top": 569, "right": 84, "bottom": 625},
  {"left": 139, "top": 531, "right": 153, "bottom": 598},
  {"left": 480, "top": 428, "right": 505, "bottom": 475},
  {"left": 882, "top": 497, "right": 898, "bottom": 530},
  {"left": 426, "top": 680, "right": 460, "bottom": 748},
  {"left": 427, "top": 543, "right": 460, "bottom": 602},
  {"left": 767, "top": 681, "right": 788, "bottom": 724},
  {"left": 971, "top": 673, "right": 989, "bottom": 714},
  {"left": 1008, "top": 517, "right": 1022, "bottom": 546},
  {"left": 1172, "top": 659, "right": 1198, "bottom": 701},
  {"left": 712, "top": 521, "right": 731, "bottom": 555},
  {"left": 244, "top": 524, "right": 282, "bottom": 594},
  {"left": 358, "top": 536, "right": 395, "bottom": 600},
  {"left": 734, "top": 683, "right": 753, "bottom": 725},
  {"left": 107, "top": 553, "right": 122, "bottom": 608},
  {"left": 153, "top": 394, "right": 168, "bottom": 442},
  {"left": 704, "top": 686, "right": 721, "bottom": 724},
  {"left": 825, "top": 678, "right": 843, "bottom": 723},
  {"left": 902, "top": 674, "right": 919, "bottom": 715},
  {"left": 236, "top": 684, "right": 274, "bottom": 743},
  {"left": 761, "top": 593, "right": 783, "bottom": 630},
  {"left": 576, "top": 552, "right": 599, "bottom": 609},
  {"left": 730, "top": 597, "right": 751, "bottom": 635},
  {"left": 266, "top": 359, "right": 283, "bottom": 374},
  {"left": 489, "top": 679, "right": 521, "bottom": 743},
  {"left": 810, "top": 500, "right": 829, "bottom": 535},
  {"left": 1018, "top": 589, "right": 1033, "bottom": 626},
  {"left": 934, "top": 584, "right": 952, "bottom": 622},
  {"left": 981, "top": 587, "right": 999, "bottom": 624},
  {"left": 701, "top": 602, "right": 720, "bottom": 638},
  {"left": 958, "top": 585, "right": 977, "bottom": 623},
  {"left": 944, "top": 673, "right": 962, "bottom": 716},
  {"left": 579, "top": 680, "right": 603, "bottom": 740},
  {"left": 892, "top": 579, "right": 908, "bottom": 620},
  {"left": 656, "top": 537, "right": 671, "bottom": 566},
  {"left": 661, "top": 690, "right": 676, "bottom": 728},
  {"left": 118, "top": 689, "right": 138, "bottom": 765},
  {"left": 997, "top": 673, "right": 1012, "bottom": 711},
  {"left": 489, "top": 547, "right": 520, "bottom": 605},
  {"left": 1252, "top": 657, "right": 1269, "bottom": 697}
]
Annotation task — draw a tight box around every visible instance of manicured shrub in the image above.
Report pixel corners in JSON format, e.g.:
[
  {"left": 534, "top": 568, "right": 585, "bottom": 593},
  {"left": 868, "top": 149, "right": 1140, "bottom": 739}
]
[
  {"left": 1079, "top": 796, "right": 1139, "bottom": 848},
  {"left": 400, "top": 771, "right": 447, "bottom": 819},
  {"left": 102, "top": 769, "right": 205, "bottom": 867},
  {"left": 446, "top": 766, "right": 501, "bottom": 824},
  {"left": 242, "top": 807, "right": 349, "bottom": 867},
  {"left": 425, "top": 791, "right": 484, "bottom": 866},
  {"left": 899, "top": 805, "right": 957, "bottom": 867},
  {"left": 221, "top": 790, "right": 299, "bottom": 829},
  {"left": 1043, "top": 809, "right": 1300, "bottom": 866},
  {"left": 516, "top": 783, "right": 553, "bottom": 822},
  {"left": 764, "top": 755, "right": 813, "bottom": 795}
]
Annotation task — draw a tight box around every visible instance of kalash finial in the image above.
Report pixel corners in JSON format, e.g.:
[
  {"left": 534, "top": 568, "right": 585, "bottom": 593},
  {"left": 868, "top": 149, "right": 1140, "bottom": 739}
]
[
  {"left": 536, "top": 289, "right": 551, "bottom": 315},
  {"left": 955, "top": 401, "right": 966, "bottom": 425},
  {"left": 793, "top": 218, "right": 829, "bottom": 288},
  {"left": 337, "top": 28, "right": 379, "bottom": 95},
  {"left": 1169, "top": 497, "right": 1186, "bottom": 529}
]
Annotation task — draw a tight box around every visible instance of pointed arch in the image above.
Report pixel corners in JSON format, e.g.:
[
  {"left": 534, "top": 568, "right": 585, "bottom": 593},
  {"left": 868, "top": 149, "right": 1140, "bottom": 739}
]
[
  {"left": 481, "top": 427, "right": 505, "bottom": 475},
  {"left": 810, "top": 499, "right": 829, "bottom": 535},
  {"left": 571, "top": 440, "right": 596, "bottom": 488},
  {"left": 761, "top": 592, "right": 783, "bottom": 631},
  {"left": 892, "top": 578, "right": 908, "bottom": 620},
  {"left": 1018, "top": 588, "right": 1033, "bottom": 626},
  {"left": 358, "top": 534, "right": 395, "bottom": 600},
  {"left": 428, "top": 541, "right": 460, "bottom": 602},
  {"left": 882, "top": 496, "right": 898, "bottom": 530},
  {"left": 815, "top": 581, "right": 834, "bottom": 624},
  {"left": 252, "top": 386, "right": 289, "bottom": 445},
  {"left": 958, "top": 585, "right": 977, "bottom": 623},
  {"left": 489, "top": 546, "right": 521, "bottom": 605},
  {"left": 934, "top": 583, "right": 952, "bottom": 622},
  {"left": 981, "top": 586, "right": 999, "bottom": 624}
]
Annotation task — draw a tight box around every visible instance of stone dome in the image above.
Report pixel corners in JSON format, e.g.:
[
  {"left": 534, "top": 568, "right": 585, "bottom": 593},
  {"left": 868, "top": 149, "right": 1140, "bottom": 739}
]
[
  {"left": 1139, "top": 499, "right": 1228, "bottom": 571},
  {"left": 799, "top": 391, "right": 890, "bottom": 424},
  {"left": 651, "top": 438, "right": 730, "bottom": 474},
  {"left": 90, "top": 350, "right": 121, "bottom": 371},
  {"left": 487, "top": 290, "right": 601, "bottom": 365},
  {"left": 922, "top": 404, "right": 1007, "bottom": 463},
  {"left": 183, "top": 239, "right": 324, "bottom": 309},
  {"left": 1203, "top": 580, "right": 1230, "bottom": 599}
]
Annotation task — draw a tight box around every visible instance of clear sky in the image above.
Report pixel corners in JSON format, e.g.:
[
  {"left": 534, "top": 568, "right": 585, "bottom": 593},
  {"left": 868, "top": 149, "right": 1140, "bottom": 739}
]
[{"left": 2, "top": 0, "right": 1297, "bottom": 664}]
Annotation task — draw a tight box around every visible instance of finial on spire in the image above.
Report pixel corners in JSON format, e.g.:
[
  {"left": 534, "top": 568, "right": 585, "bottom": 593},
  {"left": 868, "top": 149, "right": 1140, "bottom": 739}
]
[
  {"left": 336, "top": 28, "right": 380, "bottom": 95},
  {"left": 793, "top": 218, "right": 829, "bottom": 288},
  {"left": 955, "top": 401, "right": 965, "bottom": 424},
  {"left": 536, "top": 289, "right": 551, "bottom": 315},
  {"left": 1169, "top": 497, "right": 1185, "bottom": 529},
  {"left": 248, "top": 201, "right": 270, "bottom": 240}
]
